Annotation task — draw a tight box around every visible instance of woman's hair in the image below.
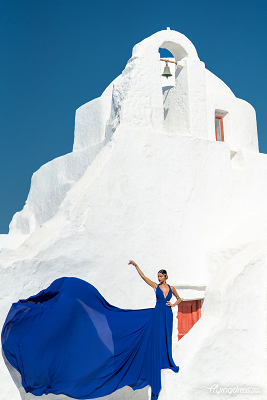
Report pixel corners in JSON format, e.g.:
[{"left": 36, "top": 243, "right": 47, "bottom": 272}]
[{"left": 158, "top": 269, "right": 168, "bottom": 279}]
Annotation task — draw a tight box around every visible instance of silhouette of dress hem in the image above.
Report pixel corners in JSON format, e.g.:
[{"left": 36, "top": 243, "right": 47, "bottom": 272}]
[{"left": 1, "top": 277, "right": 179, "bottom": 400}]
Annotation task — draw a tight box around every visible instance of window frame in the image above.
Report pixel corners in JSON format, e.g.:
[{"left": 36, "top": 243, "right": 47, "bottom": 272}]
[{"left": 215, "top": 115, "right": 224, "bottom": 142}]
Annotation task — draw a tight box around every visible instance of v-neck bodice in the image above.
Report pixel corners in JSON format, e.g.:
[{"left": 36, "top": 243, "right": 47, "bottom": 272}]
[{"left": 156, "top": 284, "right": 172, "bottom": 303}]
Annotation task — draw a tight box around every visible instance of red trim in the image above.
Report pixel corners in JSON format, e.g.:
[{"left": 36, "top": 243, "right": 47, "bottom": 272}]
[{"left": 215, "top": 115, "right": 224, "bottom": 141}]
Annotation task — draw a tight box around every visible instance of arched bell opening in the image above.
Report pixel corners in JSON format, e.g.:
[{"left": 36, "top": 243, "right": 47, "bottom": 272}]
[
  {"left": 159, "top": 48, "right": 176, "bottom": 90},
  {"left": 158, "top": 42, "right": 189, "bottom": 134},
  {"left": 159, "top": 48, "right": 176, "bottom": 122}
]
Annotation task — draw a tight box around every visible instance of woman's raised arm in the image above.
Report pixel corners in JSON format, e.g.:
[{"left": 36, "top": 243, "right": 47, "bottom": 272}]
[{"left": 128, "top": 260, "right": 157, "bottom": 289}]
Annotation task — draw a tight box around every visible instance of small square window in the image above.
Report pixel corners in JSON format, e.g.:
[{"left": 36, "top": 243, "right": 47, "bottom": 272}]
[{"left": 215, "top": 115, "right": 224, "bottom": 141}]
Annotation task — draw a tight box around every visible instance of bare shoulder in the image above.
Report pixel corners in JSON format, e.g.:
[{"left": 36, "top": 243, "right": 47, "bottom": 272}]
[
  {"left": 171, "top": 286, "right": 179, "bottom": 295},
  {"left": 171, "top": 286, "right": 181, "bottom": 299},
  {"left": 150, "top": 281, "right": 158, "bottom": 289}
]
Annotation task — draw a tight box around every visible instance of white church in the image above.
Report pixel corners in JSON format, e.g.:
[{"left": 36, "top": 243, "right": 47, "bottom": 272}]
[{"left": 1, "top": 28, "right": 267, "bottom": 399}]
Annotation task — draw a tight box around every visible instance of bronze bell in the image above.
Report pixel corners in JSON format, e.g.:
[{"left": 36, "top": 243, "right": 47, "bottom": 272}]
[{"left": 162, "top": 62, "right": 172, "bottom": 78}]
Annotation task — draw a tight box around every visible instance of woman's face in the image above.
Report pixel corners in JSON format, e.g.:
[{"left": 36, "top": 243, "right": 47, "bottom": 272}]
[{"left": 158, "top": 273, "right": 166, "bottom": 284}]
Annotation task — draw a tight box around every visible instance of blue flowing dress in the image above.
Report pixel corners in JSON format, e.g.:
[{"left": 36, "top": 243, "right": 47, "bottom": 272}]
[{"left": 2, "top": 277, "right": 179, "bottom": 400}]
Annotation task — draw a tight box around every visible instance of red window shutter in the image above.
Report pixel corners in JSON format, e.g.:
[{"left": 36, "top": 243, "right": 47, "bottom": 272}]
[
  {"left": 177, "top": 300, "right": 202, "bottom": 340},
  {"left": 215, "top": 115, "right": 224, "bottom": 141}
]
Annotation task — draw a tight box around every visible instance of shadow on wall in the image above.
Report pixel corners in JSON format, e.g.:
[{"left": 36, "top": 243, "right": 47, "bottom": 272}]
[{"left": 159, "top": 45, "right": 189, "bottom": 135}]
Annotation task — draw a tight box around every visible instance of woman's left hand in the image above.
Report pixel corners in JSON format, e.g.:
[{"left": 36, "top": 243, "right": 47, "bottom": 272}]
[{"left": 166, "top": 301, "right": 173, "bottom": 307}]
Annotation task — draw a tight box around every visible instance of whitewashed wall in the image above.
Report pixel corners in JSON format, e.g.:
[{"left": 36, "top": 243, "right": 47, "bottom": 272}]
[{"left": 0, "top": 29, "right": 266, "bottom": 400}]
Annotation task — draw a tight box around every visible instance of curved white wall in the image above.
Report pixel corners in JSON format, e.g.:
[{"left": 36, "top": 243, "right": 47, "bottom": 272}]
[
  {"left": 0, "top": 29, "right": 265, "bottom": 400},
  {"left": 206, "top": 69, "right": 259, "bottom": 152}
]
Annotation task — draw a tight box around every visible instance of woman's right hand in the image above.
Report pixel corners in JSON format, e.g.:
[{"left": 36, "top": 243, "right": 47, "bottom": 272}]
[{"left": 128, "top": 260, "right": 137, "bottom": 267}]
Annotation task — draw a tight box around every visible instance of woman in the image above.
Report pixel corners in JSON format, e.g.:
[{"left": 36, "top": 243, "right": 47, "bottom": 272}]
[
  {"left": 128, "top": 260, "right": 182, "bottom": 398},
  {"left": 2, "top": 262, "right": 182, "bottom": 400},
  {"left": 128, "top": 260, "right": 182, "bottom": 308}
]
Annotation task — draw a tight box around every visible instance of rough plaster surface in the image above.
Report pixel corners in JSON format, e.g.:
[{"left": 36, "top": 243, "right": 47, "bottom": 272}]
[
  {"left": 0, "top": 29, "right": 266, "bottom": 400},
  {"left": 0, "top": 29, "right": 259, "bottom": 251}
]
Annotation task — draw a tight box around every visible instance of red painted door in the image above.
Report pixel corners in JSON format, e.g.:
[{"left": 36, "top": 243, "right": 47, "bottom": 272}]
[{"left": 177, "top": 300, "right": 201, "bottom": 340}]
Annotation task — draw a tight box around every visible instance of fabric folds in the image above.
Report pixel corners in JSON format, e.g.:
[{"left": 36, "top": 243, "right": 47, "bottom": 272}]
[{"left": 2, "top": 277, "right": 179, "bottom": 399}]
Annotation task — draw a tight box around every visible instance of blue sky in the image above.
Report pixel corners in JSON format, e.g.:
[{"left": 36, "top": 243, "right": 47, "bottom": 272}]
[{"left": 1, "top": 0, "right": 267, "bottom": 233}]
